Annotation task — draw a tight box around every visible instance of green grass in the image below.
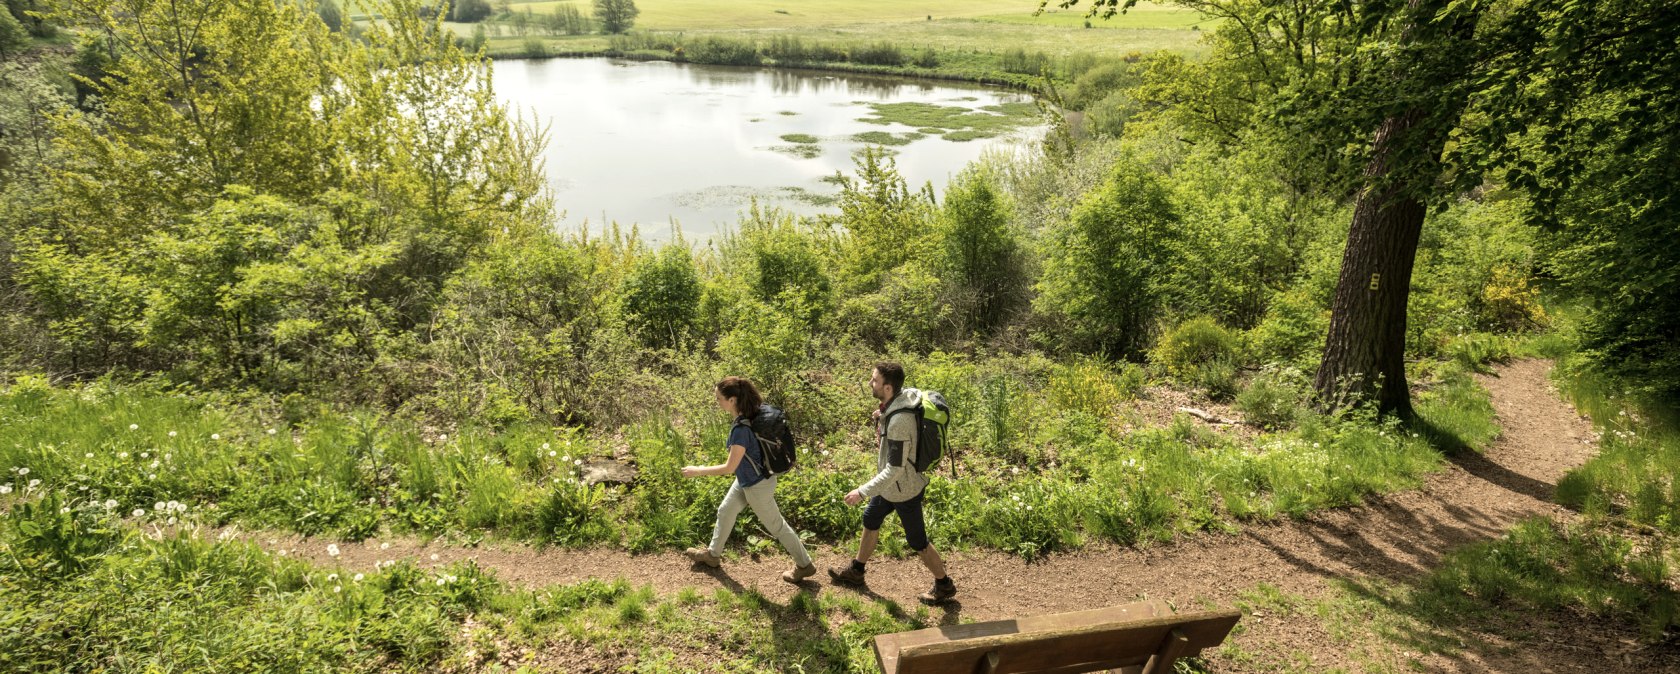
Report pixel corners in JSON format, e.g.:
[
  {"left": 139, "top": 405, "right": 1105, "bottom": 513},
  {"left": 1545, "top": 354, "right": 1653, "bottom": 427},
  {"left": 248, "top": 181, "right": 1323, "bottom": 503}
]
[
  {"left": 0, "top": 354, "right": 1498, "bottom": 561},
  {"left": 850, "top": 130, "right": 924, "bottom": 146},
  {"left": 0, "top": 508, "right": 929, "bottom": 672},
  {"left": 500, "top": 0, "right": 1206, "bottom": 32}
]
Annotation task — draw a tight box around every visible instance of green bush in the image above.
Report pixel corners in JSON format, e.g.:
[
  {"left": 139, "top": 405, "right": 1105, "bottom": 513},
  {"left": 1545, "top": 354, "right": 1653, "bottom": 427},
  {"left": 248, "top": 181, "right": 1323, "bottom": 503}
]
[
  {"left": 1151, "top": 316, "right": 1243, "bottom": 377},
  {"left": 1035, "top": 161, "right": 1182, "bottom": 358},
  {"left": 936, "top": 165, "right": 1026, "bottom": 336},
  {"left": 624, "top": 244, "right": 702, "bottom": 349},
  {"left": 1236, "top": 367, "right": 1309, "bottom": 430}
]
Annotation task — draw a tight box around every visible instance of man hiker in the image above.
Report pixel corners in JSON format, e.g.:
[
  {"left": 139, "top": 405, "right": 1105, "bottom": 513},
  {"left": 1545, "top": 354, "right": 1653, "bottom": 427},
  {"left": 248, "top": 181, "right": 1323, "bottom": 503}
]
[{"left": 829, "top": 361, "right": 957, "bottom": 604}]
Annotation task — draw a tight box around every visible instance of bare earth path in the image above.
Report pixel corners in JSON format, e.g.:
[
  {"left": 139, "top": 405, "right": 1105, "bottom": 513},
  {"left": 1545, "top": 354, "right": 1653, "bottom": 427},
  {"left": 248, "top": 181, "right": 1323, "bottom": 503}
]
[{"left": 260, "top": 360, "right": 1676, "bottom": 672}]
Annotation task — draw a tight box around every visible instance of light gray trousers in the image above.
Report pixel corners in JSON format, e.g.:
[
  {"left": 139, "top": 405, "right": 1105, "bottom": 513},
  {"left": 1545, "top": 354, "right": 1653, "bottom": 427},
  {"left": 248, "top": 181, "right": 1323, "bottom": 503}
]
[{"left": 708, "top": 475, "right": 813, "bottom": 567}]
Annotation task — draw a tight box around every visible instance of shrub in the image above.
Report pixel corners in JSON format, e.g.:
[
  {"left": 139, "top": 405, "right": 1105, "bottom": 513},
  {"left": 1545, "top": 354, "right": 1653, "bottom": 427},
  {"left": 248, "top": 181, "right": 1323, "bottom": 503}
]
[
  {"left": 936, "top": 165, "right": 1025, "bottom": 336},
  {"left": 849, "top": 42, "right": 905, "bottom": 66},
  {"left": 1236, "top": 367, "right": 1309, "bottom": 430},
  {"left": 1151, "top": 316, "right": 1243, "bottom": 377},
  {"left": 624, "top": 244, "right": 702, "bottom": 349},
  {"left": 1035, "top": 161, "right": 1181, "bottom": 358}
]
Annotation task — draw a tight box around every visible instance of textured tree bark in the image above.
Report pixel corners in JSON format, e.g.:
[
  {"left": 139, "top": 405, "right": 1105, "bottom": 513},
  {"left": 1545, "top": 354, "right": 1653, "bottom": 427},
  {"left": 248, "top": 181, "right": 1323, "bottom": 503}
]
[{"left": 1313, "top": 109, "right": 1431, "bottom": 418}]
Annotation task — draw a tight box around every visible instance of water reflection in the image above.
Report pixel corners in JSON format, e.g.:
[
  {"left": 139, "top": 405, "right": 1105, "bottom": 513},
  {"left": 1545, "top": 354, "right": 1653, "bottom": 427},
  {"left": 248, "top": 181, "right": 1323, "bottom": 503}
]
[{"left": 493, "top": 57, "right": 1044, "bottom": 243}]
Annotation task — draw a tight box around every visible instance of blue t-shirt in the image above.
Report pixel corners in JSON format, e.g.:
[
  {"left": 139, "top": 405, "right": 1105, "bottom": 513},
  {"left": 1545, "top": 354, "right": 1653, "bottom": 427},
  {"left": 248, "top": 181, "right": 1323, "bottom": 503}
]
[{"left": 730, "top": 420, "right": 767, "bottom": 488}]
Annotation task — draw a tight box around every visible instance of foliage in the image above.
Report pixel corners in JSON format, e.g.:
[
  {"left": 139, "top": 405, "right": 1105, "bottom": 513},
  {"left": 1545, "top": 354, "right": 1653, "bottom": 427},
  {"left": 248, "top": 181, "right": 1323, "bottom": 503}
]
[
  {"left": 592, "top": 0, "right": 637, "bottom": 34},
  {"left": 935, "top": 164, "right": 1027, "bottom": 337},
  {"left": 1035, "top": 160, "right": 1180, "bottom": 358},
  {"left": 624, "top": 244, "right": 702, "bottom": 349}
]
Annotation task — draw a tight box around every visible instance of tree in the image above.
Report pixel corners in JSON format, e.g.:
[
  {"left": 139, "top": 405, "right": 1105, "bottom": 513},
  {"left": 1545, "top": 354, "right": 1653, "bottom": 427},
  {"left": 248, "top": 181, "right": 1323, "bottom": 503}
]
[
  {"left": 316, "top": 0, "right": 343, "bottom": 32},
  {"left": 451, "top": 0, "right": 491, "bottom": 23},
  {"left": 1035, "top": 160, "right": 1181, "bottom": 358},
  {"left": 0, "top": 4, "right": 27, "bottom": 59},
  {"left": 593, "top": 0, "right": 636, "bottom": 34}
]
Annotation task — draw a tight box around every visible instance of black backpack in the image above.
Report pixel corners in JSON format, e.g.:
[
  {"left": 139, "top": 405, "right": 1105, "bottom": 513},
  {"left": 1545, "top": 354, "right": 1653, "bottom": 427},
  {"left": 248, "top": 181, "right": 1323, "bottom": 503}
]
[
  {"left": 738, "top": 403, "right": 796, "bottom": 477},
  {"left": 884, "top": 390, "right": 951, "bottom": 474}
]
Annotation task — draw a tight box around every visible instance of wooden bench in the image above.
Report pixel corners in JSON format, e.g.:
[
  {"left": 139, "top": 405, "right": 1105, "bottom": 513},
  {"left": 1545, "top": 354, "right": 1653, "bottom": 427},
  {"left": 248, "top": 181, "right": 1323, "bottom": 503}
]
[{"left": 872, "top": 600, "right": 1241, "bottom": 674}]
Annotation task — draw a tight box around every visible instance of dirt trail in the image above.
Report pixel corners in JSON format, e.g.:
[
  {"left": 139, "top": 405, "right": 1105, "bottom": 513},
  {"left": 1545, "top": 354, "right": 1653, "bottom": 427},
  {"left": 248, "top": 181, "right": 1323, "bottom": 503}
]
[{"left": 260, "top": 360, "right": 1673, "bottom": 672}]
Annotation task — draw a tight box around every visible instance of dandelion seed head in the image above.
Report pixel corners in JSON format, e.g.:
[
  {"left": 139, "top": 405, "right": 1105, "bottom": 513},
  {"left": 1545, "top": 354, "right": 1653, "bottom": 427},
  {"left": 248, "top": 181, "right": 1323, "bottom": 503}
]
[
  {"left": 333, "top": 585, "right": 342, "bottom": 594},
  {"left": 140, "top": 452, "right": 148, "bottom": 459},
  {"left": 353, "top": 573, "right": 364, "bottom": 582},
  {"left": 266, "top": 428, "right": 277, "bottom": 435},
  {"left": 129, "top": 424, "right": 139, "bottom": 431},
  {"left": 132, "top": 508, "right": 145, "bottom": 517},
  {"left": 380, "top": 542, "right": 390, "bottom": 550},
  {"left": 118, "top": 452, "right": 129, "bottom": 459},
  {"left": 327, "top": 573, "right": 338, "bottom": 581},
  {"left": 327, "top": 544, "right": 341, "bottom": 557},
  {"left": 166, "top": 516, "right": 176, "bottom": 525},
  {"left": 211, "top": 434, "right": 220, "bottom": 441},
  {"left": 28, "top": 479, "right": 40, "bottom": 489},
  {"left": 104, "top": 499, "right": 117, "bottom": 509},
  {"left": 167, "top": 431, "right": 177, "bottom": 438},
  {"left": 548, "top": 450, "right": 557, "bottom": 457},
  {"left": 430, "top": 553, "right": 439, "bottom": 561},
  {"left": 85, "top": 453, "right": 94, "bottom": 459},
  {"left": 16, "top": 467, "right": 27, "bottom": 476}
]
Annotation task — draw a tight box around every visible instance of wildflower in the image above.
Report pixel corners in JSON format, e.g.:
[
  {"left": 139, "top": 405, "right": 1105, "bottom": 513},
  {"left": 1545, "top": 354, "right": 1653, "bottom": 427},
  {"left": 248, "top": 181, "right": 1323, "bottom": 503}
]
[
  {"left": 333, "top": 586, "right": 342, "bottom": 594},
  {"left": 380, "top": 542, "right": 390, "bottom": 550},
  {"left": 129, "top": 424, "right": 139, "bottom": 431},
  {"left": 1312, "top": 442, "right": 1321, "bottom": 448},
  {"left": 561, "top": 455, "right": 571, "bottom": 463},
  {"left": 28, "top": 479, "right": 40, "bottom": 489},
  {"left": 150, "top": 461, "right": 159, "bottom": 470},
  {"left": 60, "top": 507, "right": 71, "bottom": 514},
  {"left": 147, "top": 474, "right": 156, "bottom": 480},
  {"left": 430, "top": 553, "right": 440, "bottom": 561},
  {"left": 278, "top": 549, "right": 289, "bottom": 556},
  {"left": 327, "top": 544, "right": 341, "bottom": 557},
  {"left": 549, "top": 451, "right": 557, "bottom": 457},
  {"left": 168, "top": 431, "right": 177, "bottom": 438},
  {"left": 155, "top": 501, "right": 166, "bottom": 511},
  {"left": 574, "top": 459, "right": 583, "bottom": 466},
  {"left": 267, "top": 428, "right": 277, "bottom": 435},
  {"left": 118, "top": 452, "right": 129, "bottom": 459},
  {"left": 167, "top": 500, "right": 180, "bottom": 511},
  {"left": 439, "top": 434, "right": 449, "bottom": 442},
  {"left": 104, "top": 499, "right": 117, "bottom": 509},
  {"left": 821, "top": 449, "right": 831, "bottom": 457},
  {"left": 353, "top": 573, "right": 364, "bottom": 582},
  {"left": 140, "top": 452, "right": 149, "bottom": 459},
  {"left": 132, "top": 508, "right": 145, "bottom": 517},
  {"left": 1010, "top": 466, "right": 1021, "bottom": 475},
  {"left": 16, "top": 467, "right": 27, "bottom": 476},
  {"left": 211, "top": 434, "right": 220, "bottom": 441},
  {"left": 327, "top": 573, "right": 339, "bottom": 581},
  {"left": 85, "top": 453, "right": 94, "bottom": 459},
  {"left": 435, "top": 577, "right": 447, "bottom": 586},
  {"left": 542, "top": 442, "right": 551, "bottom": 450},
  {"left": 166, "top": 516, "right": 177, "bottom": 525}
]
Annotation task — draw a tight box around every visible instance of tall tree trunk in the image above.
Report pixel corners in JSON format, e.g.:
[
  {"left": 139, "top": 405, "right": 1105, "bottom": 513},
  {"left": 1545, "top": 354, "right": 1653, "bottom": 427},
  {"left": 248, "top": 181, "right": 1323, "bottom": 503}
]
[
  {"left": 1313, "top": 0, "right": 1481, "bottom": 418},
  {"left": 1313, "top": 108, "right": 1431, "bottom": 417}
]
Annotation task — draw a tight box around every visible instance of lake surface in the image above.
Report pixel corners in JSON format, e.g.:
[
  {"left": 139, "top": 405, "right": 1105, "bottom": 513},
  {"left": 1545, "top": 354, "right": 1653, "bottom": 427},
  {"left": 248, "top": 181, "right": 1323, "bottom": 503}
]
[{"left": 492, "top": 58, "right": 1044, "bottom": 242}]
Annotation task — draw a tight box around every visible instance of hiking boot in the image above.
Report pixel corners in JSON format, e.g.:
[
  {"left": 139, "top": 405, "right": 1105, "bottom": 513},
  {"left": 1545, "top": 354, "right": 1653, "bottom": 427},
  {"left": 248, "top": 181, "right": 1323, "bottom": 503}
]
[
  {"left": 684, "top": 546, "right": 721, "bottom": 568},
  {"left": 782, "top": 563, "right": 817, "bottom": 584},
  {"left": 918, "top": 578, "right": 957, "bottom": 605},
  {"left": 827, "top": 563, "right": 867, "bottom": 586}
]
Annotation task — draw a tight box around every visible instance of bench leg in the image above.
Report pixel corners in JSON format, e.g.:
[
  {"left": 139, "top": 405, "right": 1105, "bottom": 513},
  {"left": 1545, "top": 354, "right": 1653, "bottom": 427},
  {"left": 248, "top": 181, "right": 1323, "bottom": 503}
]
[
  {"left": 975, "top": 650, "right": 1000, "bottom": 674},
  {"left": 1140, "top": 628, "right": 1189, "bottom": 674}
]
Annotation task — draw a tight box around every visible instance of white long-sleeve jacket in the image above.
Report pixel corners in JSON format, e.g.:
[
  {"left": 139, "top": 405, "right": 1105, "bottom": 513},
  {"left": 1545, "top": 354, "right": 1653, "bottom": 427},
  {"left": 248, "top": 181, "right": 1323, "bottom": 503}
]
[{"left": 857, "top": 388, "right": 929, "bottom": 502}]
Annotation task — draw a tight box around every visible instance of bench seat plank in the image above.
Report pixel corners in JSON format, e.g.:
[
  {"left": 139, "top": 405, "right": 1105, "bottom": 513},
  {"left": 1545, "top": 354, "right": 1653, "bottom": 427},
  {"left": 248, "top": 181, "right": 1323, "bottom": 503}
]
[
  {"left": 873, "top": 603, "right": 1240, "bottom": 674},
  {"left": 874, "top": 601, "right": 1172, "bottom": 674}
]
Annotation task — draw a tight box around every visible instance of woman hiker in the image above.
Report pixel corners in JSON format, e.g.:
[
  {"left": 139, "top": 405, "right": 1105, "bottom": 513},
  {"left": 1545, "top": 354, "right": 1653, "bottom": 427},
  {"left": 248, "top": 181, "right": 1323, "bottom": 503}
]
[{"left": 681, "top": 376, "right": 817, "bottom": 584}]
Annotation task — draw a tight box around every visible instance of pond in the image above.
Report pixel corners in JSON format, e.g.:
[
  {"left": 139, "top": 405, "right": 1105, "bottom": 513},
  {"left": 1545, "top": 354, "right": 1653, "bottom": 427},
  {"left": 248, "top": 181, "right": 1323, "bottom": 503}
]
[{"left": 492, "top": 58, "right": 1046, "bottom": 242}]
